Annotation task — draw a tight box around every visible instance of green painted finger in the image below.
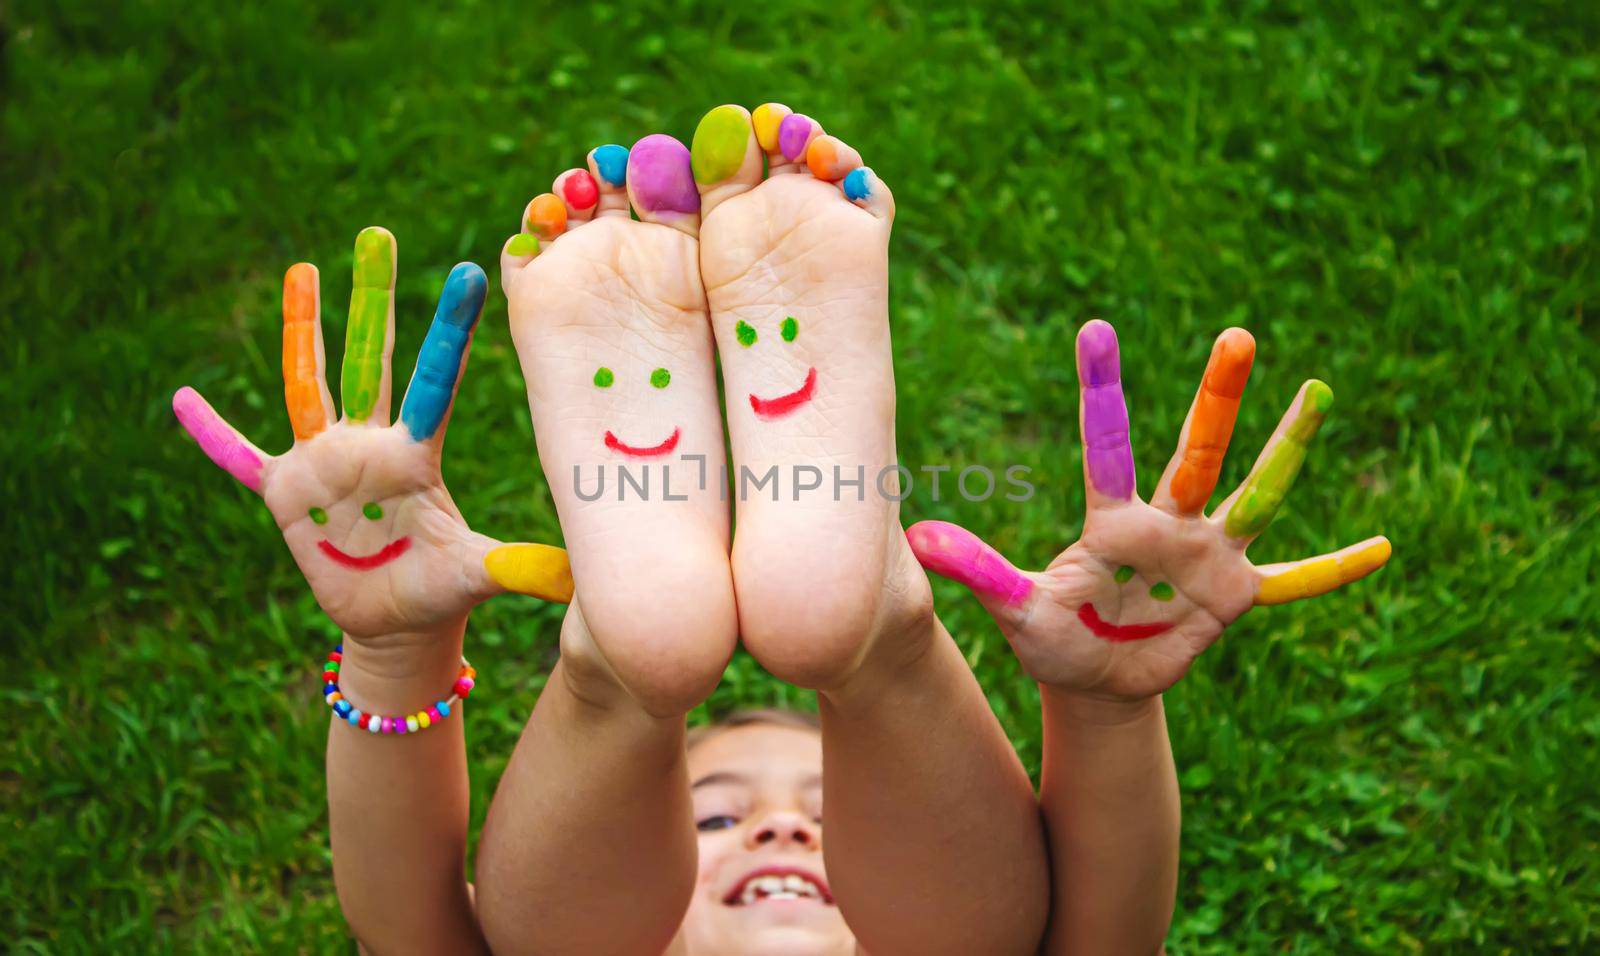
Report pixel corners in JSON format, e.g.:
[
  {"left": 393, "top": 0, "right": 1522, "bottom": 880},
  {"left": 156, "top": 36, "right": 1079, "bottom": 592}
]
[
  {"left": 1224, "top": 380, "right": 1332, "bottom": 538},
  {"left": 341, "top": 226, "right": 396, "bottom": 421}
]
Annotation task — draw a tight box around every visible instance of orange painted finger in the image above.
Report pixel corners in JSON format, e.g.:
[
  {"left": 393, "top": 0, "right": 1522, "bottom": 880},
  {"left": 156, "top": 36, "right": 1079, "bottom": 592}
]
[
  {"left": 281, "top": 262, "right": 333, "bottom": 440},
  {"left": 1163, "top": 328, "right": 1254, "bottom": 513},
  {"left": 1255, "top": 536, "right": 1391, "bottom": 605}
]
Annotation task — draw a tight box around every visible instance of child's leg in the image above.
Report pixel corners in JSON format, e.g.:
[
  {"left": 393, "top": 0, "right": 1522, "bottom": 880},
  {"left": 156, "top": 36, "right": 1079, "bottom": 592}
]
[
  {"left": 476, "top": 138, "right": 734, "bottom": 953},
  {"left": 475, "top": 606, "right": 697, "bottom": 955},
  {"left": 692, "top": 104, "right": 1050, "bottom": 955}
]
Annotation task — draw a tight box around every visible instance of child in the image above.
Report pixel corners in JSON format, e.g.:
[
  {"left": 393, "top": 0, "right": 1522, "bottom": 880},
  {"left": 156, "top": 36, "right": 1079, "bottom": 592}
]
[{"left": 174, "top": 102, "right": 1389, "bottom": 955}]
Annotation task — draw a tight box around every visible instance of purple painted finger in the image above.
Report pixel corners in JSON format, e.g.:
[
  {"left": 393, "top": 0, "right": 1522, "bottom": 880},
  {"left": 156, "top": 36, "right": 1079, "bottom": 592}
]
[{"left": 1077, "top": 320, "right": 1136, "bottom": 500}]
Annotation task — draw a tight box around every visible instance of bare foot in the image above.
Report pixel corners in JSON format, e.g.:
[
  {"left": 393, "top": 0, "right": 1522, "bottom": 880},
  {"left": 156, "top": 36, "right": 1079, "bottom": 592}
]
[
  {"left": 501, "top": 138, "right": 736, "bottom": 715},
  {"left": 691, "top": 104, "right": 924, "bottom": 689}
]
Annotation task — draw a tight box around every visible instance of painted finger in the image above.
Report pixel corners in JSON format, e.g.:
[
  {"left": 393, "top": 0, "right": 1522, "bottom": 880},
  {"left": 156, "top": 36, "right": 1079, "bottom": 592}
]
[
  {"left": 281, "top": 263, "right": 334, "bottom": 441},
  {"left": 483, "top": 542, "right": 574, "bottom": 604},
  {"left": 398, "top": 263, "right": 487, "bottom": 444},
  {"left": 172, "top": 386, "right": 271, "bottom": 494},
  {"left": 906, "top": 520, "right": 1034, "bottom": 609},
  {"left": 1152, "top": 328, "right": 1255, "bottom": 515},
  {"left": 341, "top": 226, "right": 398, "bottom": 424},
  {"left": 1076, "top": 320, "right": 1137, "bottom": 506},
  {"left": 1216, "top": 379, "right": 1333, "bottom": 541},
  {"left": 1255, "top": 535, "right": 1391, "bottom": 605}
]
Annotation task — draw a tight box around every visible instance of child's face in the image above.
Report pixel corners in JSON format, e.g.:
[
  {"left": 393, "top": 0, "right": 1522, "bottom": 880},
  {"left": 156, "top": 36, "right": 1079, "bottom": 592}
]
[{"left": 677, "top": 724, "right": 853, "bottom": 955}]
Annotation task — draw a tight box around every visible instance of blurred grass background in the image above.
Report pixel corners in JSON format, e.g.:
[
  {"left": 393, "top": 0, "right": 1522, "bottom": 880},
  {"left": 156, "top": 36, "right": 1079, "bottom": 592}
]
[{"left": 3, "top": 0, "right": 1597, "bottom": 951}]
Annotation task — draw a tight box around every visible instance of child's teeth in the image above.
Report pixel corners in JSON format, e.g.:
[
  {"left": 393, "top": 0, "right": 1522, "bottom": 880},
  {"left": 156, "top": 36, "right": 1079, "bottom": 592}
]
[{"left": 784, "top": 875, "right": 806, "bottom": 892}]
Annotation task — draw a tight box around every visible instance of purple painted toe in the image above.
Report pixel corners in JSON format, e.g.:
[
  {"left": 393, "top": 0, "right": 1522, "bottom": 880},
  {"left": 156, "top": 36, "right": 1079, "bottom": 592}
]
[
  {"left": 778, "top": 114, "right": 816, "bottom": 162},
  {"left": 627, "top": 134, "right": 700, "bottom": 216}
]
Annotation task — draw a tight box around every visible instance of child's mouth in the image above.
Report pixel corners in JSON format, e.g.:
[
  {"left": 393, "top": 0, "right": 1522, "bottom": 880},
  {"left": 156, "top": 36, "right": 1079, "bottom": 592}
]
[
  {"left": 318, "top": 537, "right": 412, "bottom": 570},
  {"left": 603, "top": 427, "right": 681, "bottom": 458},
  {"left": 1077, "top": 602, "right": 1173, "bottom": 642},
  {"left": 749, "top": 367, "right": 818, "bottom": 420}
]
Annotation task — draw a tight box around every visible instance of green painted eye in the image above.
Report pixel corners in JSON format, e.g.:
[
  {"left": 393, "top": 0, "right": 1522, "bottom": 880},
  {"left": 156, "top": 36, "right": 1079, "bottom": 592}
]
[
  {"left": 781, "top": 316, "right": 799, "bottom": 342},
  {"left": 594, "top": 367, "right": 614, "bottom": 388},
  {"left": 651, "top": 368, "right": 671, "bottom": 388},
  {"left": 308, "top": 507, "right": 328, "bottom": 525},
  {"left": 362, "top": 502, "right": 383, "bottom": 521},
  {"left": 735, "top": 320, "right": 757, "bottom": 347},
  {"left": 1149, "top": 582, "right": 1174, "bottom": 601},
  {"left": 1114, "top": 565, "right": 1134, "bottom": 584}
]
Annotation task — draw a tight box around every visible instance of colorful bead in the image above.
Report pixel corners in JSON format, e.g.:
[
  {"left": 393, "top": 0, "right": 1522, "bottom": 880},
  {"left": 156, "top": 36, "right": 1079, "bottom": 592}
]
[
  {"left": 406, "top": 716, "right": 420, "bottom": 733},
  {"left": 381, "top": 717, "right": 394, "bottom": 734},
  {"left": 454, "top": 678, "right": 474, "bottom": 696},
  {"left": 325, "top": 660, "right": 340, "bottom": 672},
  {"left": 366, "top": 714, "right": 381, "bottom": 733},
  {"left": 328, "top": 651, "right": 342, "bottom": 663},
  {"left": 324, "top": 684, "right": 338, "bottom": 697},
  {"left": 334, "top": 700, "right": 352, "bottom": 718},
  {"left": 427, "top": 706, "right": 443, "bottom": 724},
  {"left": 347, "top": 708, "right": 364, "bottom": 726},
  {"left": 436, "top": 701, "right": 450, "bottom": 718},
  {"left": 394, "top": 716, "right": 408, "bottom": 734},
  {"left": 417, "top": 711, "right": 431, "bottom": 730},
  {"left": 318, "top": 644, "right": 473, "bottom": 737},
  {"left": 327, "top": 691, "right": 342, "bottom": 704},
  {"left": 335, "top": 643, "right": 343, "bottom": 654}
]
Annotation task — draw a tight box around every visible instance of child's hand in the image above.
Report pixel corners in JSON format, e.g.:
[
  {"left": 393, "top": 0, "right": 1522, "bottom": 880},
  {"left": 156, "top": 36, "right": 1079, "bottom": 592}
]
[
  {"left": 173, "top": 227, "right": 571, "bottom": 641},
  {"left": 908, "top": 320, "right": 1390, "bottom": 702}
]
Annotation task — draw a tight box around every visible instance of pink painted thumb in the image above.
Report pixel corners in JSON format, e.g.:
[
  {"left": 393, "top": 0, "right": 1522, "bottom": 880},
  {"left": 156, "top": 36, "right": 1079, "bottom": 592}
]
[
  {"left": 906, "top": 520, "right": 1034, "bottom": 608},
  {"left": 173, "top": 386, "right": 264, "bottom": 493}
]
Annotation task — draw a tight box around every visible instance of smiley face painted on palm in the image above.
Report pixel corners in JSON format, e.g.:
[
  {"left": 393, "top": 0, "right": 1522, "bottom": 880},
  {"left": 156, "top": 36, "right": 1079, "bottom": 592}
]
[
  {"left": 736, "top": 316, "right": 817, "bottom": 419},
  {"left": 594, "top": 363, "right": 680, "bottom": 457},
  {"left": 307, "top": 500, "right": 411, "bottom": 570},
  {"left": 1076, "top": 565, "right": 1179, "bottom": 642}
]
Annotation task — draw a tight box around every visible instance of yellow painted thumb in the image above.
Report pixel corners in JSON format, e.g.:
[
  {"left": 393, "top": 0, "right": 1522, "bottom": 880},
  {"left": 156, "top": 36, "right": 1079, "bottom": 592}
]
[{"left": 484, "top": 543, "right": 574, "bottom": 604}]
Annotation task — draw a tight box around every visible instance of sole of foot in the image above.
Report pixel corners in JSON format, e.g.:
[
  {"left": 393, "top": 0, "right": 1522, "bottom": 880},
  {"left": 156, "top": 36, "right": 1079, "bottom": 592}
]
[
  {"left": 692, "top": 103, "right": 929, "bottom": 690},
  {"left": 501, "top": 138, "right": 737, "bottom": 716}
]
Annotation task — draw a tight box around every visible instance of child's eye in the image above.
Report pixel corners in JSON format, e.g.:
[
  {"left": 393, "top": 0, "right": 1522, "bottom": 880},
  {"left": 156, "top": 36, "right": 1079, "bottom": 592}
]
[
  {"left": 362, "top": 502, "right": 383, "bottom": 521},
  {"left": 696, "top": 814, "right": 739, "bottom": 832},
  {"left": 594, "top": 366, "right": 615, "bottom": 388},
  {"left": 1149, "top": 582, "right": 1174, "bottom": 601},
  {"left": 781, "top": 316, "right": 798, "bottom": 342},
  {"left": 651, "top": 367, "right": 671, "bottom": 388},
  {"left": 735, "top": 320, "right": 757, "bottom": 347},
  {"left": 308, "top": 507, "right": 329, "bottom": 525}
]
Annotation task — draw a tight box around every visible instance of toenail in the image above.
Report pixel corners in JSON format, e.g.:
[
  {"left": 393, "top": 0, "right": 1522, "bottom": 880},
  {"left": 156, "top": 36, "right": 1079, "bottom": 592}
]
[
  {"left": 559, "top": 170, "right": 599, "bottom": 210},
  {"left": 691, "top": 105, "right": 750, "bottom": 184},
  {"left": 843, "top": 167, "right": 871, "bottom": 201},
  {"left": 778, "top": 114, "right": 815, "bottom": 161},
  {"left": 752, "top": 103, "right": 791, "bottom": 152},
  {"left": 525, "top": 194, "right": 567, "bottom": 240},
  {"left": 628, "top": 134, "right": 700, "bottom": 215},
  {"left": 591, "top": 144, "right": 629, "bottom": 186},
  {"left": 507, "top": 233, "right": 539, "bottom": 257}
]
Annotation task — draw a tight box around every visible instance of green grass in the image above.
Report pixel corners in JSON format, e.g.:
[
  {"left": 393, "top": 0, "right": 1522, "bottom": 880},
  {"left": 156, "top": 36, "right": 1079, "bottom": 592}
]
[{"left": 3, "top": 0, "right": 1597, "bottom": 951}]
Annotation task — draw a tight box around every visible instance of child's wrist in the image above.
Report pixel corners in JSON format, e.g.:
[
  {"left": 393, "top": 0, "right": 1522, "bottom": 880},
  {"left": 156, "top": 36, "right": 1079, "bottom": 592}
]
[
  {"left": 337, "top": 618, "right": 469, "bottom": 716},
  {"left": 1040, "top": 684, "right": 1163, "bottom": 728}
]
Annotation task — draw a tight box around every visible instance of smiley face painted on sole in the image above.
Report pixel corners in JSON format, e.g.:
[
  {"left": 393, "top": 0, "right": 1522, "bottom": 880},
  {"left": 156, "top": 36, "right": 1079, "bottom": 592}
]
[
  {"left": 594, "top": 363, "right": 681, "bottom": 457},
  {"left": 736, "top": 317, "right": 817, "bottom": 420},
  {"left": 1076, "top": 565, "right": 1178, "bottom": 643}
]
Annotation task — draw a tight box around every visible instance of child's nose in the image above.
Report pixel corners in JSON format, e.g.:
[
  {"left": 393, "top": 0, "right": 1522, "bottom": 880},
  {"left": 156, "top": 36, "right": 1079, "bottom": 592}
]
[{"left": 746, "top": 810, "right": 819, "bottom": 851}]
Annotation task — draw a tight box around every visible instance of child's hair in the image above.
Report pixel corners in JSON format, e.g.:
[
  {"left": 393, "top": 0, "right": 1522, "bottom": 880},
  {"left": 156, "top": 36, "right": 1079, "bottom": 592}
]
[{"left": 686, "top": 708, "right": 821, "bottom": 750}]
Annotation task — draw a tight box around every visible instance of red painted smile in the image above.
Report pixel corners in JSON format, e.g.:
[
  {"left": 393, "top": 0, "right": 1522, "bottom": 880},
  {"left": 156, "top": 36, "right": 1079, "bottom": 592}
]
[
  {"left": 604, "top": 426, "right": 681, "bottom": 458},
  {"left": 749, "top": 367, "right": 818, "bottom": 420},
  {"left": 1077, "top": 603, "right": 1173, "bottom": 642},
  {"left": 318, "top": 536, "right": 412, "bottom": 571}
]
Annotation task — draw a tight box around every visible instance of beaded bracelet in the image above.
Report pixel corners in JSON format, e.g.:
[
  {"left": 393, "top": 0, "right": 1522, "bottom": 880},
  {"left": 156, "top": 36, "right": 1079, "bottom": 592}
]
[{"left": 321, "top": 643, "right": 477, "bottom": 735}]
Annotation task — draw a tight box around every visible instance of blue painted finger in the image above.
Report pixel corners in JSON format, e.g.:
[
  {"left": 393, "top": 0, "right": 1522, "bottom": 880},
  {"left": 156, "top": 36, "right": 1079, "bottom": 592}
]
[{"left": 399, "top": 262, "right": 487, "bottom": 441}]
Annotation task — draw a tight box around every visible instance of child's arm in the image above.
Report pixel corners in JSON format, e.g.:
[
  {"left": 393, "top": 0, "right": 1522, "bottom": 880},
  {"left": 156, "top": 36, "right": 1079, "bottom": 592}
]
[
  {"left": 909, "top": 321, "right": 1391, "bottom": 954},
  {"left": 172, "top": 229, "right": 572, "bottom": 952}
]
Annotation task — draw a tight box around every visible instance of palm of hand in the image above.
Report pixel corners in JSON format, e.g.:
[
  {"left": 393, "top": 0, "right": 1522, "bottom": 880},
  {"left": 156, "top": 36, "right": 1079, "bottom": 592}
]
[
  {"left": 261, "top": 424, "right": 493, "bottom": 637},
  {"left": 174, "top": 227, "right": 571, "bottom": 643},
  {"left": 910, "top": 321, "right": 1391, "bottom": 701}
]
